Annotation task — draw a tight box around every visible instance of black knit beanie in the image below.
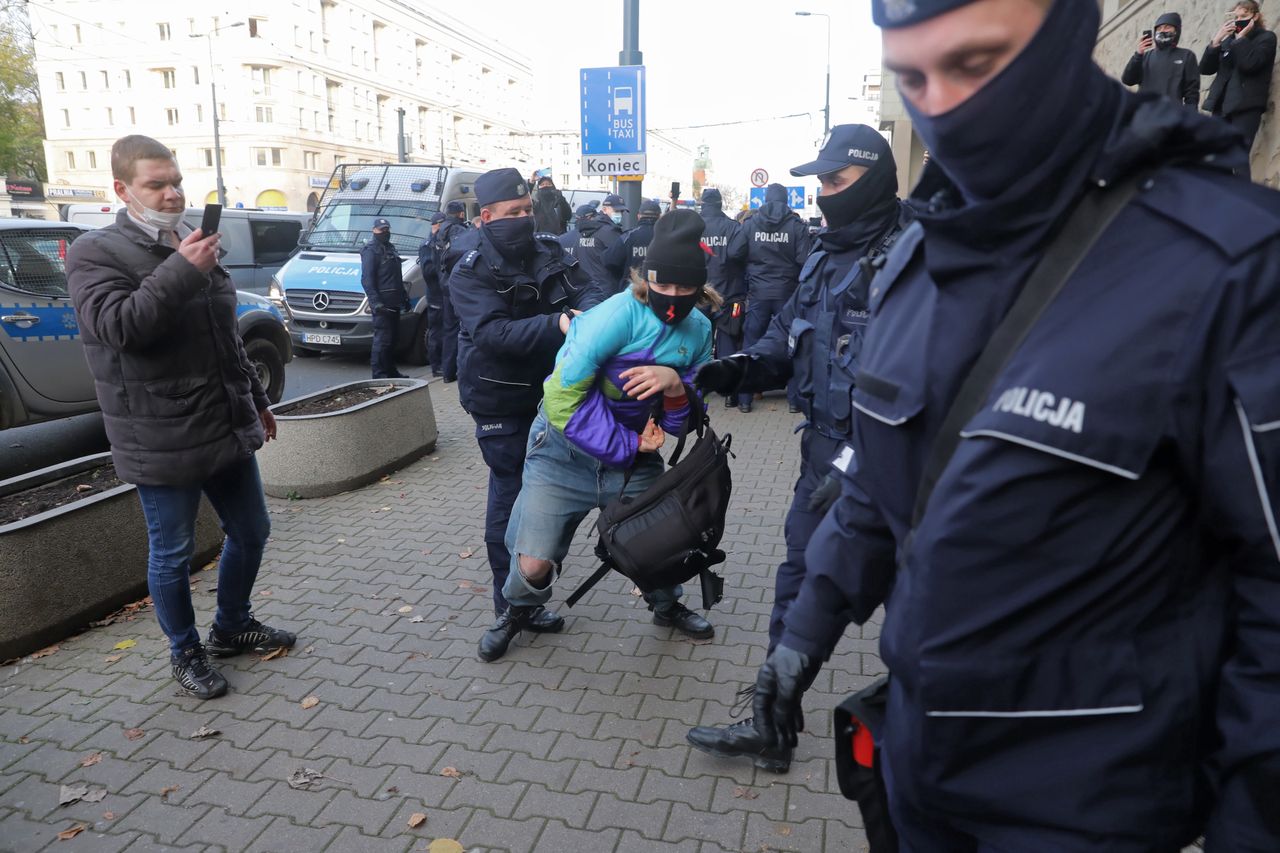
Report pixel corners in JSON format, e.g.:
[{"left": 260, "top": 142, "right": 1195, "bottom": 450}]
[{"left": 643, "top": 210, "right": 707, "bottom": 287}]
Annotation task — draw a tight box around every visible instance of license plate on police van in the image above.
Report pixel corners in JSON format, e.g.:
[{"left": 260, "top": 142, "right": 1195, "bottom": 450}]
[{"left": 302, "top": 333, "right": 341, "bottom": 346}]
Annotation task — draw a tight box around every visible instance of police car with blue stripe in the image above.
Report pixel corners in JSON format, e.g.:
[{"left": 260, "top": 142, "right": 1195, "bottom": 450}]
[{"left": 0, "top": 219, "right": 291, "bottom": 429}]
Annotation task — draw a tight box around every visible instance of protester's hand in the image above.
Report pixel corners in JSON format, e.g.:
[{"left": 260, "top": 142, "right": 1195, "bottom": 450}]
[
  {"left": 1137, "top": 33, "right": 1154, "bottom": 53},
  {"left": 178, "top": 229, "right": 220, "bottom": 273},
  {"left": 559, "top": 310, "right": 577, "bottom": 334},
  {"left": 753, "top": 645, "right": 817, "bottom": 749},
  {"left": 1213, "top": 19, "right": 1237, "bottom": 46},
  {"left": 1239, "top": 14, "right": 1256, "bottom": 37},
  {"left": 260, "top": 408, "right": 277, "bottom": 442},
  {"left": 620, "top": 365, "right": 683, "bottom": 400},
  {"left": 694, "top": 357, "right": 745, "bottom": 395},
  {"left": 638, "top": 419, "right": 665, "bottom": 453}
]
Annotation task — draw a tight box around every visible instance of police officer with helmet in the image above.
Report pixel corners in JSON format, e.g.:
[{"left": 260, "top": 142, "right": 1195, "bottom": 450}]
[
  {"left": 687, "top": 125, "right": 910, "bottom": 775},
  {"left": 359, "top": 217, "right": 409, "bottom": 379},
  {"left": 449, "top": 168, "right": 604, "bottom": 646},
  {"left": 750, "top": 0, "right": 1280, "bottom": 848}
]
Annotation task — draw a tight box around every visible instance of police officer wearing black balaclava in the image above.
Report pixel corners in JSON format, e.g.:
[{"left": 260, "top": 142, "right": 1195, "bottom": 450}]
[
  {"left": 1121, "top": 12, "right": 1199, "bottom": 107},
  {"left": 698, "top": 188, "right": 749, "bottom": 408},
  {"left": 417, "top": 211, "right": 448, "bottom": 375},
  {"left": 751, "top": 0, "right": 1280, "bottom": 848},
  {"left": 603, "top": 197, "right": 660, "bottom": 291},
  {"left": 687, "top": 126, "right": 910, "bottom": 775},
  {"left": 431, "top": 200, "right": 473, "bottom": 382},
  {"left": 449, "top": 168, "right": 604, "bottom": 642},
  {"left": 360, "top": 217, "right": 410, "bottom": 379}
]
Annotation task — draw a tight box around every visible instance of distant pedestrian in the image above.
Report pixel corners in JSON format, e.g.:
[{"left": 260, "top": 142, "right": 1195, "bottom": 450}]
[
  {"left": 532, "top": 176, "right": 573, "bottom": 235},
  {"left": 1121, "top": 13, "right": 1200, "bottom": 107},
  {"left": 1200, "top": 0, "right": 1277, "bottom": 155},
  {"left": 359, "top": 217, "right": 410, "bottom": 379},
  {"left": 66, "top": 135, "right": 294, "bottom": 700}
]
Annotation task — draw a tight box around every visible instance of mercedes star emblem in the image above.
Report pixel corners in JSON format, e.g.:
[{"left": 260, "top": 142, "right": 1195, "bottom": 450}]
[{"left": 312, "top": 292, "right": 330, "bottom": 311}]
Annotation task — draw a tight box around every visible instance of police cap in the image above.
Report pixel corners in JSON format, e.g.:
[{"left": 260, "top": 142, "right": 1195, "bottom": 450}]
[
  {"left": 603, "top": 193, "right": 629, "bottom": 211},
  {"left": 445, "top": 200, "right": 466, "bottom": 215},
  {"left": 474, "top": 168, "right": 528, "bottom": 208},
  {"left": 430, "top": 212, "right": 447, "bottom": 224},
  {"left": 574, "top": 203, "right": 597, "bottom": 219},
  {"left": 873, "top": 0, "right": 976, "bottom": 27},
  {"left": 791, "top": 124, "right": 893, "bottom": 177},
  {"left": 371, "top": 217, "right": 391, "bottom": 231},
  {"left": 638, "top": 198, "right": 661, "bottom": 218}
]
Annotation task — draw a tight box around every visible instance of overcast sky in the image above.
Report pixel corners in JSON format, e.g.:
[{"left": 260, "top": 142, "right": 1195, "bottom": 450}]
[{"left": 446, "top": 0, "right": 884, "bottom": 198}]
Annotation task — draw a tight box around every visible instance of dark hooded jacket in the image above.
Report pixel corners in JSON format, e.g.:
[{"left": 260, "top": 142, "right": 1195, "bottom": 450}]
[
  {"left": 532, "top": 185, "right": 572, "bottom": 235},
  {"left": 573, "top": 213, "right": 624, "bottom": 295},
  {"left": 602, "top": 215, "right": 657, "bottom": 292},
  {"left": 698, "top": 197, "right": 748, "bottom": 305},
  {"left": 744, "top": 184, "right": 814, "bottom": 301},
  {"left": 66, "top": 210, "right": 268, "bottom": 486},
  {"left": 1200, "top": 23, "right": 1278, "bottom": 117},
  {"left": 1121, "top": 13, "right": 1200, "bottom": 106}
]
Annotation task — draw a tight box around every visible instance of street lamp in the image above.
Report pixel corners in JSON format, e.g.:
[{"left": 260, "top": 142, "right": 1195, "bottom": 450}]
[
  {"left": 189, "top": 21, "right": 244, "bottom": 207},
  {"left": 795, "top": 11, "right": 831, "bottom": 137}
]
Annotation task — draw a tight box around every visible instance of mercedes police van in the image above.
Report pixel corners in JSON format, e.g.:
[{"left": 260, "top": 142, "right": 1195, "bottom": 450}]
[{"left": 270, "top": 164, "right": 481, "bottom": 363}]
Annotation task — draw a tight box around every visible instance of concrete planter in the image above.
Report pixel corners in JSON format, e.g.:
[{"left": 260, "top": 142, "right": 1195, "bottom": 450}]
[
  {"left": 258, "top": 378, "right": 437, "bottom": 499},
  {"left": 0, "top": 453, "right": 223, "bottom": 661}
]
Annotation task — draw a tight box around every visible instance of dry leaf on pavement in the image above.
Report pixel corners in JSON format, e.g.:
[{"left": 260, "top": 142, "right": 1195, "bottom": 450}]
[
  {"left": 427, "top": 839, "right": 465, "bottom": 853},
  {"left": 300, "top": 696, "right": 320, "bottom": 709},
  {"left": 102, "top": 812, "right": 115, "bottom": 821},
  {"left": 55, "top": 824, "right": 86, "bottom": 841},
  {"left": 439, "top": 766, "right": 462, "bottom": 778},
  {"left": 188, "top": 724, "right": 220, "bottom": 740},
  {"left": 79, "top": 752, "right": 103, "bottom": 767},
  {"left": 258, "top": 646, "right": 288, "bottom": 661},
  {"left": 112, "top": 639, "right": 136, "bottom": 651},
  {"left": 81, "top": 787, "right": 107, "bottom": 803},
  {"left": 397, "top": 605, "right": 413, "bottom": 614},
  {"left": 159, "top": 784, "right": 180, "bottom": 800},
  {"left": 410, "top": 616, "right": 425, "bottom": 623},
  {"left": 31, "top": 644, "right": 60, "bottom": 659},
  {"left": 459, "top": 548, "right": 475, "bottom": 558},
  {"left": 123, "top": 728, "right": 145, "bottom": 741},
  {"left": 285, "top": 767, "right": 341, "bottom": 790},
  {"left": 104, "top": 654, "right": 123, "bottom": 663},
  {"left": 775, "top": 824, "right": 793, "bottom": 837},
  {"left": 407, "top": 812, "right": 427, "bottom": 828},
  {"left": 732, "top": 786, "right": 759, "bottom": 800},
  {"left": 59, "top": 784, "right": 89, "bottom": 806}
]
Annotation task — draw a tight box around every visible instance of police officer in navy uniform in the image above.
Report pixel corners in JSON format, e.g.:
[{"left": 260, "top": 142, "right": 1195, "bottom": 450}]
[
  {"left": 741, "top": 184, "right": 814, "bottom": 413},
  {"left": 359, "top": 217, "right": 409, "bottom": 379},
  {"left": 450, "top": 167, "right": 605, "bottom": 644},
  {"left": 687, "top": 126, "right": 910, "bottom": 774},
  {"left": 432, "top": 200, "right": 473, "bottom": 383},
  {"left": 603, "top": 197, "right": 660, "bottom": 291},
  {"left": 751, "top": 0, "right": 1280, "bottom": 848},
  {"left": 574, "top": 194, "right": 626, "bottom": 295},
  {"left": 556, "top": 204, "right": 593, "bottom": 260},
  {"left": 417, "top": 211, "right": 448, "bottom": 376},
  {"left": 697, "top": 188, "right": 749, "bottom": 408}
]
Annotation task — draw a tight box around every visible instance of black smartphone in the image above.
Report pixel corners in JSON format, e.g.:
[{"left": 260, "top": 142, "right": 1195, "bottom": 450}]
[
  {"left": 199, "top": 203, "right": 222, "bottom": 237},
  {"left": 670, "top": 181, "right": 680, "bottom": 201},
  {"left": 1142, "top": 29, "right": 1152, "bottom": 40}
]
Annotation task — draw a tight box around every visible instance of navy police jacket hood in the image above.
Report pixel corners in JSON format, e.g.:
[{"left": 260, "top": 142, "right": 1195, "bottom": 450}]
[
  {"left": 699, "top": 200, "right": 748, "bottom": 302},
  {"left": 745, "top": 187, "right": 814, "bottom": 300}
]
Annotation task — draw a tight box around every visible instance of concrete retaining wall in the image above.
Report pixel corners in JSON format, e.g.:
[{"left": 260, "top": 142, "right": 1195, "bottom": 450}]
[
  {"left": 257, "top": 378, "right": 438, "bottom": 499},
  {"left": 0, "top": 453, "right": 223, "bottom": 660}
]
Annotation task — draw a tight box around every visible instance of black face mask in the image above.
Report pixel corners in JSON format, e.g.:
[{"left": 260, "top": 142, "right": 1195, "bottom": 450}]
[
  {"left": 375, "top": 231, "right": 391, "bottom": 244},
  {"left": 648, "top": 289, "right": 699, "bottom": 325},
  {"left": 1154, "top": 31, "right": 1177, "bottom": 48},
  {"left": 816, "top": 166, "right": 897, "bottom": 230},
  {"left": 904, "top": 0, "right": 1100, "bottom": 201},
  {"left": 483, "top": 216, "right": 536, "bottom": 261}
]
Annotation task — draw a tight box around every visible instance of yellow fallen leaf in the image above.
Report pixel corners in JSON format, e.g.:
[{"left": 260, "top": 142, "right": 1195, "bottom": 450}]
[
  {"left": 56, "top": 823, "right": 86, "bottom": 841},
  {"left": 427, "top": 840, "right": 464, "bottom": 853},
  {"left": 407, "top": 812, "right": 427, "bottom": 828},
  {"left": 300, "top": 696, "right": 319, "bottom": 709},
  {"left": 439, "top": 766, "right": 461, "bottom": 778},
  {"left": 112, "top": 639, "right": 136, "bottom": 650}
]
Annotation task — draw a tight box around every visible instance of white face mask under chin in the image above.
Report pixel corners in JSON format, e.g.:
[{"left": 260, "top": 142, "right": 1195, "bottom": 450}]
[{"left": 128, "top": 196, "right": 184, "bottom": 231}]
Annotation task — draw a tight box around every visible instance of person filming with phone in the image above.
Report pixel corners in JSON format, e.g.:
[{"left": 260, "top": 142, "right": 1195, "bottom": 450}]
[
  {"left": 66, "top": 135, "right": 294, "bottom": 701},
  {"left": 1200, "top": 0, "right": 1277, "bottom": 155},
  {"left": 1121, "top": 13, "right": 1200, "bottom": 107}
]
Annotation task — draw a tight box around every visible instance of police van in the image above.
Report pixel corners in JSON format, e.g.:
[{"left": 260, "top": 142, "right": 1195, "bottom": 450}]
[{"left": 271, "top": 163, "right": 481, "bottom": 363}]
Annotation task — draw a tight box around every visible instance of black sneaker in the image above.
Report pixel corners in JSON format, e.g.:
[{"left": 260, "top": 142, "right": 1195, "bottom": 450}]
[
  {"left": 171, "top": 644, "right": 228, "bottom": 700},
  {"left": 652, "top": 602, "right": 714, "bottom": 639},
  {"left": 723, "top": 396, "right": 735, "bottom": 409},
  {"left": 787, "top": 402, "right": 801, "bottom": 414},
  {"left": 738, "top": 401, "right": 753, "bottom": 413},
  {"left": 687, "top": 716, "right": 793, "bottom": 772},
  {"left": 206, "top": 619, "right": 297, "bottom": 658},
  {"left": 478, "top": 606, "right": 535, "bottom": 662}
]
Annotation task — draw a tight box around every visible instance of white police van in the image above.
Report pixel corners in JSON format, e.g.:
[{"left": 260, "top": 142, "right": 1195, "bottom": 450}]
[{"left": 271, "top": 164, "right": 481, "bottom": 363}]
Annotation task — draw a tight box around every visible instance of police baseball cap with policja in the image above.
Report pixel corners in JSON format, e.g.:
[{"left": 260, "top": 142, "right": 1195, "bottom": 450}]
[
  {"left": 790, "top": 124, "right": 892, "bottom": 177},
  {"left": 372, "top": 217, "right": 391, "bottom": 230},
  {"left": 603, "top": 193, "right": 629, "bottom": 211}
]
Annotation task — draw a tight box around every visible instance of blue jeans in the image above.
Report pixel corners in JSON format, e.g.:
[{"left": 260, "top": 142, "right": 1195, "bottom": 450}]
[
  {"left": 135, "top": 457, "right": 271, "bottom": 657},
  {"left": 502, "top": 410, "right": 681, "bottom": 610}
]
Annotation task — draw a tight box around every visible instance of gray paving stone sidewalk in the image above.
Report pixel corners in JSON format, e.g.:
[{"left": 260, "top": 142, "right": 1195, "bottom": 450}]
[{"left": 0, "top": 382, "right": 877, "bottom": 853}]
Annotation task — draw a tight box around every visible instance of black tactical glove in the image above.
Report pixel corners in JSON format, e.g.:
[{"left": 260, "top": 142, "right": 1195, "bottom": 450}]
[
  {"left": 753, "top": 644, "right": 819, "bottom": 749},
  {"left": 808, "top": 473, "right": 842, "bottom": 514},
  {"left": 694, "top": 356, "right": 746, "bottom": 396}
]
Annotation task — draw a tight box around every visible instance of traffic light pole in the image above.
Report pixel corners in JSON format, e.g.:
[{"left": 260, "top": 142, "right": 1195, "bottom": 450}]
[{"left": 618, "top": 0, "right": 642, "bottom": 229}]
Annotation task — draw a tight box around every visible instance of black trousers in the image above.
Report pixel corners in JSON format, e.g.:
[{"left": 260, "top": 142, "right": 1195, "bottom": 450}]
[
  {"left": 426, "top": 280, "right": 444, "bottom": 373},
  {"left": 370, "top": 309, "right": 400, "bottom": 378},
  {"left": 1229, "top": 108, "right": 1265, "bottom": 153},
  {"left": 441, "top": 286, "right": 460, "bottom": 381},
  {"left": 471, "top": 413, "right": 536, "bottom": 614}
]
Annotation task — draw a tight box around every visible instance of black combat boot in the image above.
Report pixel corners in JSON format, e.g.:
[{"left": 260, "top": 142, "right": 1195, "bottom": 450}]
[
  {"left": 525, "top": 606, "right": 565, "bottom": 634},
  {"left": 686, "top": 685, "right": 793, "bottom": 772},
  {"left": 652, "top": 601, "right": 714, "bottom": 639},
  {"left": 478, "top": 606, "right": 536, "bottom": 662}
]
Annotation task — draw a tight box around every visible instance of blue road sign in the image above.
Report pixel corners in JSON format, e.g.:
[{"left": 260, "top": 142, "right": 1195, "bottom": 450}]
[
  {"left": 749, "top": 187, "right": 766, "bottom": 209},
  {"left": 787, "top": 186, "right": 805, "bottom": 209},
  {"left": 580, "top": 66, "right": 646, "bottom": 156}
]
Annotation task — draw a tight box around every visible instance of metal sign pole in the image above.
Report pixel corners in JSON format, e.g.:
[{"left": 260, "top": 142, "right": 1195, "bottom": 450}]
[{"left": 618, "top": 0, "right": 642, "bottom": 229}]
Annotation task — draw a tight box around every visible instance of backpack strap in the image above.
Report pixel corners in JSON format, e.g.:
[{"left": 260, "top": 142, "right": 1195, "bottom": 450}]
[{"left": 565, "top": 558, "right": 613, "bottom": 608}]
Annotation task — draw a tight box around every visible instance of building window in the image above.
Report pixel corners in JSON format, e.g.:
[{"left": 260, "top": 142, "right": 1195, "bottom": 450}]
[
  {"left": 314, "top": 111, "right": 321, "bottom": 130},
  {"left": 61, "top": 109, "right": 70, "bottom": 128},
  {"left": 129, "top": 107, "right": 136, "bottom": 123},
  {"left": 253, "top": 147, "right": 282, "bottom": 167},
  {"left": 353, "top": 119, "right": 359, "bottom": 138},
  {"left": 158, "top": 22, "right": 170, "bottom": 40},
  {"left": 192, "top": 66, "right": 199, "bottom": 85},
  {"left": 66, "top": 151, "right": 76, "bottom": 169},
  {"left": 196, "top": 104, "right": 203, "bottom": 122},
  {"left": 255, "top": 105, "right": 273, "bottom": 123},
  {"left": 298, "top": 106, "right": 305, "bottom": 128},
  {"left": 201, "top": 148, "right": 225, "bottom": 167},
  {"left": 124, "top": 70, "right": 131, "bottom": 88},
  {"left": 304, "top": 151, "right": 319, "bottom": 169},
  {"left": 294, "top": 25, "right": 302, "bottom": 46},
  {"left": 160, "top": 69, "right": 176, "bottom": 88},
  {"left": 249, "top": 17, "right": 264, "bottom": 38},
  {"left": 100, "top": 70, "right": 109, "bottom": 88},
  {"left": 250, "top": 66, "right": 272, "bottom": 95},
  {"left": 73, "top": 24, "right": 81, "bottom": 43},
  {"left": 166, "top": 108, "right": 179, "bottom": 125},
  {"left": 106, "top": 107, "right": 114, "bottom": 125},
  {"left": 78, "top": 71, "right": 87, "bottom": 90},
  {"left": 87, "top": 151, "right": 97, "bottom": 169},
  {"left": 55, "top": 72, "right": 64, "bottom": 91}
]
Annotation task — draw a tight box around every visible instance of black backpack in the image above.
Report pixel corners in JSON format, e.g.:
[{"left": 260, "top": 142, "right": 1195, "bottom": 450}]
[{"left": 566, "top": 389, "right": 733, "bottom": 611}]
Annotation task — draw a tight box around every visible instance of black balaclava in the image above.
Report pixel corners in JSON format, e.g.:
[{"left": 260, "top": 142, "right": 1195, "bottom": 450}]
[
  {"left": 484, "top": 217, "right": 536, "bottom": 262},
  {"left": 374, "top": 230, "right": 391, "bottom": 244},
  {"left": 1154, "top": 12, "right": 1181, "bottom": 48},
  {"left": 904, "top": 0, "right": 1106, "bottom": 203},
  {"left": 816, "top": 161, "right": 898, "bottom": 232}
]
